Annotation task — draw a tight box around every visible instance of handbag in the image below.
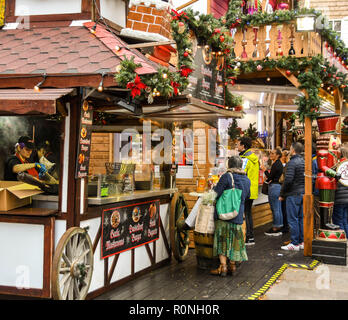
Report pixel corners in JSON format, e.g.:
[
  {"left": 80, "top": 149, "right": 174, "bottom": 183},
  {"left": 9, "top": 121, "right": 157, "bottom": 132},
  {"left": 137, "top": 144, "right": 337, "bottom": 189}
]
[
  {"left": 194, "top": 204, "right": 215, "bottom": 234},
  {"left": 216, "top": 172, "right": 242, "bottom": 220},
  {"left": 261, "top": 181, "right": 269, "bottom": 195}
]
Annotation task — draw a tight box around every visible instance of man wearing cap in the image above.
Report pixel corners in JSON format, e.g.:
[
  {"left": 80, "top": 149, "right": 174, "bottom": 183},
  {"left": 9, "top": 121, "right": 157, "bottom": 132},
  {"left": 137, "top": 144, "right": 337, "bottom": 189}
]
[{"left": 4, "top": 136, "right": 47, "bottom": 181}]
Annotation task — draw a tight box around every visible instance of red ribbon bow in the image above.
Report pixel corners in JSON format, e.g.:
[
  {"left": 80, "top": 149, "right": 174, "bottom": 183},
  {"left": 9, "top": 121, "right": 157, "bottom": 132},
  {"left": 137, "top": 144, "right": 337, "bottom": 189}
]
[
  {"left": 126, "top": 75, "right": 147, "bottom": 98},
  {"left": 171, "top": 9, "right": 188, "bottom": 20},
  {"left": 171, "top": 81, "right": 180, "bottom": 95},
  {"left": 180, "top": 66, "right": 193, "bottom": 77}
]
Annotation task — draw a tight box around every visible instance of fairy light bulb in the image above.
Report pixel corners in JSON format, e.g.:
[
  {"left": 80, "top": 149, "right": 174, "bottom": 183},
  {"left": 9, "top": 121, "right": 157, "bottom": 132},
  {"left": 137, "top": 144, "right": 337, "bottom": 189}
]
[
  {"left": 162, "top": 73, "right": 168, "bottom": 79},
  {"left": 267, "top": 77, "right": 271, "bottom": 82}
]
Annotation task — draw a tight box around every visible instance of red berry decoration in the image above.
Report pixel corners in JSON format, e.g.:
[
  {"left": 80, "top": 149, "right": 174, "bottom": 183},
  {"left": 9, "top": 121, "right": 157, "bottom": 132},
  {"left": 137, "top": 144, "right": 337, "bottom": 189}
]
[
  {"left": 220, "top": 35, "right": 225, "bottom": 42},
  {"left": 286, "top": 70, "right": 292, "bottom": 76},
  {"left": 183, "top": 51, "right": 189, "bottom": 57}
]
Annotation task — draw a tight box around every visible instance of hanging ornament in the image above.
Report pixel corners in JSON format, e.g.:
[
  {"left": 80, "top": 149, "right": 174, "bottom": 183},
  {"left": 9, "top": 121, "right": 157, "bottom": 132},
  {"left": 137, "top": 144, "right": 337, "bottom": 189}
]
[
  {"left": 183, "top": 51, "right": 189, "bottom": 57},
  {"left": 216, "top": 55, "right": 225, "bottom": 71},
  {"left": 288, "top": 24, "right": 296, "bottom": 55},
  {"left": 241, "top": 28, "right": 248, "bottom": 59},
  {"left": 257, "top": 64, "right": 263, "bottom": 71},
  {"left": 286, "top": 70, "right": 292, "bottom": 76},
  {"left": 178, "top": 21, "right": 185, "bottom": 34},
  {"left": 230, "top": 27, "right": 237, "bottom": 58},
  {"left": 252, "top": 27, "right": 259, "bottom": 58},
  {"left": 219, "top": 35, "right": 225, "bottom": 43},
  {"left": 276, "top": 25, "right": 283, "bottom": 57},
  {"left": 202, "top": 46, "right": 212, "bottom": 64}
]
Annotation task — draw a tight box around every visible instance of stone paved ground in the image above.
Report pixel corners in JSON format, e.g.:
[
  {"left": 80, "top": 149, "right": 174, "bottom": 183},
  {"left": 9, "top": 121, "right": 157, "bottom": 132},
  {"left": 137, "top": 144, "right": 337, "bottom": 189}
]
[{"left": 264, "top": 253, "right": 348, "bottom": 300}]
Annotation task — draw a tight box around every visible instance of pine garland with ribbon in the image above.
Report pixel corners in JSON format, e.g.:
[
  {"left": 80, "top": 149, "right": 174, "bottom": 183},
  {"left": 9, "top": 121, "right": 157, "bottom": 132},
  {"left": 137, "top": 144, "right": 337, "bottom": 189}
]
[{"left": 112, "top": 3, "right": 348, "bottom": 121}]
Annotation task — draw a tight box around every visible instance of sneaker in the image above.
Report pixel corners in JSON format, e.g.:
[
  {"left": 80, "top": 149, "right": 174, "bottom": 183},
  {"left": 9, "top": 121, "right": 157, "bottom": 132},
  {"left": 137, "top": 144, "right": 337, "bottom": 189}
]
[
  {"left": 281, "top": 243, "right": 300, "bottom": 251},
  {"left": 245, "top": 238, "right": 255, "bottom": 246},
  {"left": 264, "top": 227, "right": 282, "bottom": 236},
  {"left": 299, "top": 242, "right": 304, "bottom": 250}
]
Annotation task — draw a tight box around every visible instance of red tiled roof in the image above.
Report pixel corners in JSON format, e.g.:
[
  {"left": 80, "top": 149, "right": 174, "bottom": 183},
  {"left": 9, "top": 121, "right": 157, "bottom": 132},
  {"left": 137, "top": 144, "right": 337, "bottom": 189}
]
[{"left": 0, "top": 23, "right": 158, "bottom": 76}]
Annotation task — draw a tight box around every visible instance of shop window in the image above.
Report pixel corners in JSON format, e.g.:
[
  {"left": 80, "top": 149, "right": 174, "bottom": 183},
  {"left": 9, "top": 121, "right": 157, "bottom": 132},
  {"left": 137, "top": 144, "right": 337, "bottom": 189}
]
[{"left": 329, "top": 20, "right": 342, "bottom": 38}]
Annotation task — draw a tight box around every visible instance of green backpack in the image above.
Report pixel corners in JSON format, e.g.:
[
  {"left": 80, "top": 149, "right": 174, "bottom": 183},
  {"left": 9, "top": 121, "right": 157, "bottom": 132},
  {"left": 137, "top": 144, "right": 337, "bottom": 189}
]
[{"left": 216, "top": 172, "right": 242, "bottom": 220}]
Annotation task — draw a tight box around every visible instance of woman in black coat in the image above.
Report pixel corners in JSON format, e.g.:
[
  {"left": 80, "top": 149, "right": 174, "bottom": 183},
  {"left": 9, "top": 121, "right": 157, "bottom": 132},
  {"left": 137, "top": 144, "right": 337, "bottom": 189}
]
[{"left": 261, "top": 148, "right": 284, "bottom": 236}]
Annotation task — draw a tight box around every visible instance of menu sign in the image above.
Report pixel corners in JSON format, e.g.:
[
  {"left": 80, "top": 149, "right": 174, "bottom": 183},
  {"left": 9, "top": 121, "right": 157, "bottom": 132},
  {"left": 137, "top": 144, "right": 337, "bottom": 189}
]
[
  {"left": 75, "top": 100, "right": 93, "bottom": 179},
  {"left": 185, "top": 47, "right": 225, "bottom": 107},
  {"left": 101, "top": 199, "right": 160, "bottom": 259}
]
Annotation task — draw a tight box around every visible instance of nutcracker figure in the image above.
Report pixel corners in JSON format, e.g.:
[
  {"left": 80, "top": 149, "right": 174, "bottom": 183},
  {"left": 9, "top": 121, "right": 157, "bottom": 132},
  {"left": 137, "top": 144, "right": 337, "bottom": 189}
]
[{"left": 315, "top": 114, "right": 346, "bottom": 241}]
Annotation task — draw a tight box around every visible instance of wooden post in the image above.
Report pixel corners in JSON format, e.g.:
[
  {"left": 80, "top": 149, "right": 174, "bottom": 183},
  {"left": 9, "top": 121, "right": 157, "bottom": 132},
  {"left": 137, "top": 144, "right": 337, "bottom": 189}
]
[
  {"left": 303, "top": 116, "right": 313, "bottom": 256},
  {"left": 334, "top": 88, "right": 343, "bottom": 138},
  {"left": 276, "top": 68, "right": 314, "bottom": 256}
]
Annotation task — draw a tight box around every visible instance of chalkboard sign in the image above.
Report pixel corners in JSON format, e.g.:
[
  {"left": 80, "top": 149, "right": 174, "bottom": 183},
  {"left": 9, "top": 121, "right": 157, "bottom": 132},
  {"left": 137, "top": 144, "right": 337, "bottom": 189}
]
[
  {"left": 75, "top": 100, "right": 93, "bottom": 179},
  {"left": 101, "top": 199, "right": 160, "bottom": 259},
  {"left": 185, "top": 47, "right": 225, "bottom": 107}
]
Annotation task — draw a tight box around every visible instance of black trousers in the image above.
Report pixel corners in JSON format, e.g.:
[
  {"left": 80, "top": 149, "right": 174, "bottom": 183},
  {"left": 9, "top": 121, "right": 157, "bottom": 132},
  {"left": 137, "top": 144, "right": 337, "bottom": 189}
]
[{"left": 244, "top": 198, "right": 254, "bottom": 239}]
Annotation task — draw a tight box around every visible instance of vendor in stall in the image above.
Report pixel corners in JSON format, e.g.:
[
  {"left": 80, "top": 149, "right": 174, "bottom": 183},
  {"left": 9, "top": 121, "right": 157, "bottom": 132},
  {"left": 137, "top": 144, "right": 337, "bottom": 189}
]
[{"left": 4, "top": 136, "right": 47, "bottom": 181}]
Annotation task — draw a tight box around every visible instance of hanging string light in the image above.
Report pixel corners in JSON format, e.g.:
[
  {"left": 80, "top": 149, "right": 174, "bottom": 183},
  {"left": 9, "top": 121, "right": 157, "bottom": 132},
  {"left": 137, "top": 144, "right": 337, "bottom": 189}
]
[{"left": 34, "top": 73, "right": 47, "bottom": 92}]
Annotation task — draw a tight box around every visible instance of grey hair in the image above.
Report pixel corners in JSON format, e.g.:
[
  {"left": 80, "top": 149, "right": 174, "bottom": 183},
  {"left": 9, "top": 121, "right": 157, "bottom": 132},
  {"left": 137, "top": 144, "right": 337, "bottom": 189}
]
[
  {"left": 341, "top": 143, "right": 348, "bottom": 159},
  {"left": 228, "top": 156, "right": 243, "bottom": 169}
]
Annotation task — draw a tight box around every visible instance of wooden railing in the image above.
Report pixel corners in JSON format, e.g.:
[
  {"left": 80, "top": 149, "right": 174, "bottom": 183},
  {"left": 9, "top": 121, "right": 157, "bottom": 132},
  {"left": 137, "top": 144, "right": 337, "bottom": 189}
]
[{"left": 231, "top": 22, "right": 322, "bottom": 61}]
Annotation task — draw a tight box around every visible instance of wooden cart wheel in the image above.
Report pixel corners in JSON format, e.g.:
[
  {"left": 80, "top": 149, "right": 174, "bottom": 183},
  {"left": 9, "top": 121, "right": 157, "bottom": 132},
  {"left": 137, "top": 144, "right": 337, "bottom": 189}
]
[
  {"left": 170, "top": 193, "right": 190, "bottom": 262},
  {"left": 51, "top": 227, "right": 94, "bottom": 300}
]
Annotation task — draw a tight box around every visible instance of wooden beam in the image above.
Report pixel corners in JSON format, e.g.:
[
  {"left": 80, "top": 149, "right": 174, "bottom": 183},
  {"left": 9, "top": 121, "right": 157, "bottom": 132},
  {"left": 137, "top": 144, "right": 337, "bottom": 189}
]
[
  {"left": 176, "top": 0, "right": 199, "bottom": 10},
  {"left": 189, "top": 97, "right": 243, "bottom": 118},
  {"left": 0, "top": 100, "right": 56, "bottom": 114},
  {"left": 278, "top": 67, "right": 313, "bottom": 256},
  {"left": 334, "top": 88, "right": 343, "bottom": 138},
  {"left": 6, "top": 12, "right": 91, "bottom": 23},
  {"left": 0, "top": 74, "right": 116, "bottom": 89},
  {"left": 128, "top": 40, "right": 176, "bottom": 49},
  {"left": 107, "top": 254, "right": 120, "bottom": 285},
  {"left": 303, "top": 116, "right": 313, "bottom": 257}
]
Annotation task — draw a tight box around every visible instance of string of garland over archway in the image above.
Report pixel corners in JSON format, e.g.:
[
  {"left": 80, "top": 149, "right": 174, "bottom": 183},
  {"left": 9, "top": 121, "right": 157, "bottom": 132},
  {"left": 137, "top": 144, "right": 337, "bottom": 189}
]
[{"left": 114, "top": 3, "right": 348, "bottom": 122}]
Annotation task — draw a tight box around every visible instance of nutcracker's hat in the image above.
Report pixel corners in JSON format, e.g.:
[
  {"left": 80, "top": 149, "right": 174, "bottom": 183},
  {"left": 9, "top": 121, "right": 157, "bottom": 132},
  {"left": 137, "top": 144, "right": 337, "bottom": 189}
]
[{"left": 316, "top": 114, "right": 340, "bottom": 135}]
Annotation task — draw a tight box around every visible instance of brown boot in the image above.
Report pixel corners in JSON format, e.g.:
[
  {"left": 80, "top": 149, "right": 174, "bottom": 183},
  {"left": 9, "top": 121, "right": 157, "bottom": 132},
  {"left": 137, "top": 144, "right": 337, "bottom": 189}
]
[
  {"left": 210, "top": 264, "right": 228, "bottom": 277},
  {"left": 228, "top": 262, "right": 237, "bottom": 275}
]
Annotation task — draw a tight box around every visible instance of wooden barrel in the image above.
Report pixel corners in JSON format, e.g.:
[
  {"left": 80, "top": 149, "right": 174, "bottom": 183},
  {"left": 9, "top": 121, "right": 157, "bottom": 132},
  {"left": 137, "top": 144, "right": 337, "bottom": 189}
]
[{"left": 193, "top": 232, "right": 219, "bottom": 270}]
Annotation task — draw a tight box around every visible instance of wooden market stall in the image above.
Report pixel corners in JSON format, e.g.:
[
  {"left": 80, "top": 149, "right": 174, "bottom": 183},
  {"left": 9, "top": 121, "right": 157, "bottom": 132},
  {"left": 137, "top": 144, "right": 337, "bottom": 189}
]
[
  {"left": 223, "top": 5, "right": 348, "bottom": 258},
  {"left": 0, "top": 16, "right": 244, "bottom": 298},
  {"left": 0, "top": 21, "right": 180, "bottom": 299}
]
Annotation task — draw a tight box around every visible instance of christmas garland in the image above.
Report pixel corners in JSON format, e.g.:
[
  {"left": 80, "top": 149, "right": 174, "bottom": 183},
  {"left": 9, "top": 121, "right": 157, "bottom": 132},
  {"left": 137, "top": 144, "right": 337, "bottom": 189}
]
[{"left": 112, "top": 4, "right": 348, "bottom": 122}]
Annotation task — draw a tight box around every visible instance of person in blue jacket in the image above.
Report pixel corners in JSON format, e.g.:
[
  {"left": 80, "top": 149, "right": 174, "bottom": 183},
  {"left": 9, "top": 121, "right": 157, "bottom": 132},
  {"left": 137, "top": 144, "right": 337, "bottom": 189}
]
[{"left": 210, "top": 156, "right": 251, "bottom": 277}]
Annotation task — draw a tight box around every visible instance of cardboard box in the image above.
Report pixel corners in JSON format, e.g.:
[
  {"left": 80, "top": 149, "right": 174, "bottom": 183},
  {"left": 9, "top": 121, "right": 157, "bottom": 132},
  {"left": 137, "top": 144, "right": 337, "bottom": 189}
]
[{"left": 0, "top": 181, "right": 44, "bottom": 211}]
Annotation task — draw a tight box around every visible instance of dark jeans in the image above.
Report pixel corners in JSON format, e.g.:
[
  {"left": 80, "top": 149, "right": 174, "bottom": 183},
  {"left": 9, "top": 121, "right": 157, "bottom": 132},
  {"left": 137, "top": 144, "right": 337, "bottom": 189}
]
[
  {"left": 332, "top": 204, "right": 348, "bottom": 236},
  {"left": 244, "top": 198, "right": 254, "bottom": 239},
  {"left": 281, "top": 199, "right": 289, "bottom": 231},
  {"left": 286, "top": 195, "right": 304, "bottom": 246}
]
